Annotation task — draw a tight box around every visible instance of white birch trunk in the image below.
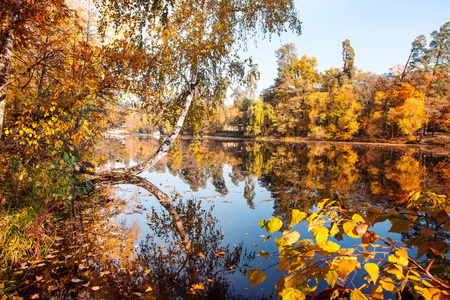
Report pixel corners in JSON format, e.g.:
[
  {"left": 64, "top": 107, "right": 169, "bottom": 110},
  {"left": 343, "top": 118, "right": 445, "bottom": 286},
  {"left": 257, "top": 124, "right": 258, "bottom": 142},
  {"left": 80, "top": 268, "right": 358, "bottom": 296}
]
[
  {"left": 76, "top": 83, "right": 196, "bottom": 177},
  {"left": 0, "top": 1, "right": 20, "bottom": 133}
]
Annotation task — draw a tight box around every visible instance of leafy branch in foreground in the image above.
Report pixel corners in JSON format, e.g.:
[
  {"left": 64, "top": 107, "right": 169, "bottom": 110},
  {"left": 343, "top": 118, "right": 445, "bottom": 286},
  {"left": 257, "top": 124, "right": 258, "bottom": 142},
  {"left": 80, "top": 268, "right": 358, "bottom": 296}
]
[{"left": 249, "top": 192, "right": 450, "bottom": 300}]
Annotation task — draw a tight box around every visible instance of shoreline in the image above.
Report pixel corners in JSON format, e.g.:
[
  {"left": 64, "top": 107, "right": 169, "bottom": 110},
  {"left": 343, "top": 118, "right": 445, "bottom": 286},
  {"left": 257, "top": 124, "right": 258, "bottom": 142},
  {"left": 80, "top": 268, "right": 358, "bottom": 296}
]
[{"left": 103, "top": 131, "right": 450, "bottom": 155}]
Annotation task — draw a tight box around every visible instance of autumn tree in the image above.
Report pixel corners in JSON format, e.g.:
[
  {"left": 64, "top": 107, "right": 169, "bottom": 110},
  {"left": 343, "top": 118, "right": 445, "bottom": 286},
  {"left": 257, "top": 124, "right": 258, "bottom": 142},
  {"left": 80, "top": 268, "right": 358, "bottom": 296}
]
[
  {"left": 376, "top": 83, "right": 427, "bottom": 139},
  {"left": 76, "top": 0, "right": 302, "bottom": 177},
  {"left": 264, "top": 44, "right": 320, "bottom": 137},
  {"left": 408, "top": 21, "right": 450, "bottom": 135},
  {"left": 247, "top": 99, "right": 274, "bottom": 136},
  {"left": 0, "top": 0, "right": 78, "bottom": 134},
  {"left": 308, "top": 84, "right": 360, "bottom": 140}
]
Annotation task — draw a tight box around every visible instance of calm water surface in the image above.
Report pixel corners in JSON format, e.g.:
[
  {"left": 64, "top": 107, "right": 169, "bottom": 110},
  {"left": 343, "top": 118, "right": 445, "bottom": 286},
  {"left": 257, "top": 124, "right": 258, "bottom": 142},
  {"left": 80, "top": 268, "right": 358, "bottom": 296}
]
[{"left": 14, "top": 137, "right": 450, "bottom": 299}]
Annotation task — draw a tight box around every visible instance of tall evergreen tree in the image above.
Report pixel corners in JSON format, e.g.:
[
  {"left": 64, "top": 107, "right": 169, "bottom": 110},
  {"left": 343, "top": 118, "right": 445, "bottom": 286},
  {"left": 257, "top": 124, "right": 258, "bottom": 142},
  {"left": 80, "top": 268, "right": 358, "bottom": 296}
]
[{"left": 341, "top": 39, "right": 355, "bottom": 84}]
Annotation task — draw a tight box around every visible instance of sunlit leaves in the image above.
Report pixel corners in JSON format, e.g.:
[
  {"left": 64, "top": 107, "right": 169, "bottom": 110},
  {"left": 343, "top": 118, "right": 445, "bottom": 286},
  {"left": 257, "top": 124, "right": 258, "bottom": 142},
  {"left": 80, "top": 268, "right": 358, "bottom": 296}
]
[
  {"left": 263, "top": 217, "right": 283, "bottom": 233},
  {"left": 336, "top": 258, "right": 360, "bottom": 279},
  {"left": 379, "top": 277, "right": 395, "bottom": 292},
  {"left": 364, "top": 263, "right": 379, "bottom": 284},
  {"left": 317, "top": 240, "right": 340, "bottom": 253},
  {"left": 247, "top": 269, "right": 266, "bottom": 287},
  {"left": 311, "top": 226, "right": 328, "bottom": 244},
  {"left": 289, "top": 209, "right": 306, "bottom": 228},
  {"left": 275, "top": 231, "right": 300, "bottom": 250},
  {"left": 325, "top": 270, "right": 338, "bottom": 288},
  {"left": 279, "top": 287, "right": 305, "bottom": 300},
  {"left": 349, "top": 288, "right": 367, "bottom": 300},
  {"left": 253, "top": 191, "right": 450, "bottom": 299}
]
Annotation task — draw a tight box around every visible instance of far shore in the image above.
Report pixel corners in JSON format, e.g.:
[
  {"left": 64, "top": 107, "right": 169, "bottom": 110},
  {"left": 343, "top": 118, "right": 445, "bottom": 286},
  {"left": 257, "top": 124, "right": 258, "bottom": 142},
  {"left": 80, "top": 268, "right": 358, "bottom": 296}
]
[{"left": 103, "top": 130, "right": 450, "bottom": 155}]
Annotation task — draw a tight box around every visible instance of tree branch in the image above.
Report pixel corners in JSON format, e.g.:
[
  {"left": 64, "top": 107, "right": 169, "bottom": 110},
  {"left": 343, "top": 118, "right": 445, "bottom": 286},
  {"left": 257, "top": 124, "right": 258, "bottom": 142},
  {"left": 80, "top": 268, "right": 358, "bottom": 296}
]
[{"left": 75, "top": 82, "right": 196, "bottom": 177}]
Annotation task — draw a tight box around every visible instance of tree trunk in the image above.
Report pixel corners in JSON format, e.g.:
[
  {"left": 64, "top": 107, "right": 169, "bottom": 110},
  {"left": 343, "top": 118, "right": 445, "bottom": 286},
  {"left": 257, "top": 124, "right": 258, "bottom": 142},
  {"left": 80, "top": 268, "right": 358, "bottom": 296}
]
[
  {"left": 0, "top": 1, "right": 20, "bottom": 134},
  {"left": 93, "top": 175, "right": 193, "bottom": 254},
  {"left": 76, "top": 83, "right": 196, "bottom": 177},
  {"left": 93, "top": 175, "right": 198, "bottom": 284}
]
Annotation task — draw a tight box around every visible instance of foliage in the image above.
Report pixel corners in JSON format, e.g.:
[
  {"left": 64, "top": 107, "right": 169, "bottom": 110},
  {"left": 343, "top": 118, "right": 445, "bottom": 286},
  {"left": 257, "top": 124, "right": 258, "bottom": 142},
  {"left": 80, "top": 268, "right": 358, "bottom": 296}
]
[
  {"left": 308, "top": 84, "right": 361, "bottom": 140},
  {"left": 95, "top": 0, "right": 302, "bottom": 134},
  {"left": 247, "top": 99, "right": 274, "bottom": 136},
  {"left": 0, "top": 205, "right": 55, "bottom": 270},
  {"left": 341, "top": 39, "right": 355, "bottom": 84},
  {"left": 227, "top": 21, "right": 450, "bottom": 141},
  {"left": 249, "top": 194, "right": 450, "bottom": 299}
]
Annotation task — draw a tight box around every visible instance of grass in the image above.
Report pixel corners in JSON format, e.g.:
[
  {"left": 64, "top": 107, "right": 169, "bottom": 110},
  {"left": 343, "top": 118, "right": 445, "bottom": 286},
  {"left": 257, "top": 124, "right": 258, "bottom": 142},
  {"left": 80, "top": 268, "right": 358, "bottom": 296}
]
[{"left": 0, "top": 205, "right": 55, "bottom": 271}]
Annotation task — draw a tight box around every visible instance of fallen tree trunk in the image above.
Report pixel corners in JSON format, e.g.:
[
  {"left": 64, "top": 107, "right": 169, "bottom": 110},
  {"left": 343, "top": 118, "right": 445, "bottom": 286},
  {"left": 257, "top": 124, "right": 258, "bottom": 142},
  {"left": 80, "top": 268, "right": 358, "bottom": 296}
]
[{"left": 93, "top": 174, "right": 193, "bottom": 254}]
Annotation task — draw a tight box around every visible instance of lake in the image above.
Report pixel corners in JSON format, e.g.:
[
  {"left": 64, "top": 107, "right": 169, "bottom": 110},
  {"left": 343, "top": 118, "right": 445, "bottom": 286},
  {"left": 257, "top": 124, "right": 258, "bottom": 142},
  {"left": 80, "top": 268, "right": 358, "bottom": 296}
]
[{"left": 13, "top": 137, "right": 450, "bottom": 299}]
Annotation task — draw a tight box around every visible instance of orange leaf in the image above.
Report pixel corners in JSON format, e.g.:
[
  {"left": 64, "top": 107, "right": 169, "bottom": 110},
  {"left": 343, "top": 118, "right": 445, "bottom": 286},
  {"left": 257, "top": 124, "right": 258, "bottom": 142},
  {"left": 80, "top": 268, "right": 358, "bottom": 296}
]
[{"left": 192, "top": 283, "right": 205, "bottom": 290}]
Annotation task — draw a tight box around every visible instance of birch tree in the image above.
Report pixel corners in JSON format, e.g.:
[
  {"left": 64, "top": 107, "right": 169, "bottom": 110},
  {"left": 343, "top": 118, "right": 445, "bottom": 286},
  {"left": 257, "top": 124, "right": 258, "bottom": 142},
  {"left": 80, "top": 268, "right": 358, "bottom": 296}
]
[{"left": 76, "top": 0, "right": 302, "bottom": 177}]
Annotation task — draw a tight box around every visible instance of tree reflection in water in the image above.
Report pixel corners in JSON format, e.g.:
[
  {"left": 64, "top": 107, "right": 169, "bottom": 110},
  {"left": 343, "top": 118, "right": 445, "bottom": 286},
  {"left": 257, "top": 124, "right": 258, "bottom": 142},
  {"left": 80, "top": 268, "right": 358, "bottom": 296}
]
[
  {"left": 94, "top": 175, "right": 256, "bottom": 300},
  {"left": 13, "top": 139, "right": 450, "bottom": 298}
]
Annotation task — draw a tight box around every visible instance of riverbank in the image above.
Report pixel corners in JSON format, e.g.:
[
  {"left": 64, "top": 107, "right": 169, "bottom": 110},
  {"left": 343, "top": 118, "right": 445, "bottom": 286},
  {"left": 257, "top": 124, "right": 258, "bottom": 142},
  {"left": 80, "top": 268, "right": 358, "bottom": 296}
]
[{"left": 105, "top": 130, "right": 450, "bottom": 155}]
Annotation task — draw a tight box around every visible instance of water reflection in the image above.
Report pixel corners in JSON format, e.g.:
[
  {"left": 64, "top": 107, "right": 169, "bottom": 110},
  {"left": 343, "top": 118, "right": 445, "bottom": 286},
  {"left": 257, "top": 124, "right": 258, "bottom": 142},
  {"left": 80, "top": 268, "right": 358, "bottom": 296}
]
[
  {"left": 12, "top": 138, "right": 450, "bottom": 298},
  {"left": 95, "top": 176, "right": 250, "bottom": 299}
]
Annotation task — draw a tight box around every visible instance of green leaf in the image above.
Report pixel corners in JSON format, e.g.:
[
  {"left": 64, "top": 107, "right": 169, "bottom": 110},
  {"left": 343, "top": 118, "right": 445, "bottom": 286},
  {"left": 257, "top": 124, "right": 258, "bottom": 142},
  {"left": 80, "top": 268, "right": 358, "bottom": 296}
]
[
  {"left": 279, "top": 287, "right": 305, "bottom": 300},
  {"left": 266, "top": 218, "right": 283, "bottom": 233},
  {"left": 247, "top": 269, "right": 266, "bottom": 287},
  {"left": 350, "top": 288, "right": 368, "bottom": 300},
  {"left": 289, "top": 209, "right": 306, "bottom": 228}
]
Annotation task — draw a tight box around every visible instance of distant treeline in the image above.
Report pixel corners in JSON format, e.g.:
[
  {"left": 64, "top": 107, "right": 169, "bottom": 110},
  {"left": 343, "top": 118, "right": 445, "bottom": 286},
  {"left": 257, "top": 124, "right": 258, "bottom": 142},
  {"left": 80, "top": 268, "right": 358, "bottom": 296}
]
[{"left": 208, "top": 22, "right": 450, "bottom": 141}]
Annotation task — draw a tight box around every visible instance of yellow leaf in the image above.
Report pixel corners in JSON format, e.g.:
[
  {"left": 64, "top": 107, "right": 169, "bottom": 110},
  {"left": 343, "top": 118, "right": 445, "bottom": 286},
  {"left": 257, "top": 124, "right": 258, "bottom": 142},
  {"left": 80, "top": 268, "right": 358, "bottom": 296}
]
[
  {"left": 283, "top": 230, "right": 300, "bottom": 245},
  {"left": 380, "top": 277, "right": 394, "bottom": 292},
  {"left": 145, "top": 287, "right": 153, "bottom": 292},
  {"left": 266, "top": 218, "right": 283, "bottom": 233},
  {"left": 311, "top": 226, "right": 329, "bottom": 243},
  {"left": 289, "top": 209, "right": 306, "bottom": 228},
  {"left": 350, "top": 288, "right": 368, "bottom": 300},
  {"left": 247, "top": 269, "right": 266, "bottom": 287},
  {"left": 343, "top": 221, "right": 358, "bottom": 238},
  {"left": 317, "top": 198, "right": 335, "bottom": 209},
  {"left": 329, "top": 222, "right": 339, "bottom": 237},
  {"left": 279, "top": 287, "right": 305, "bottom": 300},
  {"left": 144, "top": 269, "right": 150, "bottom": 275},
  {"left": 415, "top": 287, "right": 443, "bottom": 300},
  {"left": 386, "top": 267, "right": 404, "bottom": 280},
  {"left": 337, "top": 258, "right": 360, "bottom": 279},
  {"left": 325, "top": 270, "right": 338, "bottom": 288},
  {"left": 318, "top": 240, "right": 340, "bottom": 253},
  {"left": 352, "top": 213, "right": 365, "bottom": 223},
  {"left": 364, "top": 263, "right": 379, "bottom": 284},
  {"left": 388, "top": 249, "right": 408, "bottom": 266}
]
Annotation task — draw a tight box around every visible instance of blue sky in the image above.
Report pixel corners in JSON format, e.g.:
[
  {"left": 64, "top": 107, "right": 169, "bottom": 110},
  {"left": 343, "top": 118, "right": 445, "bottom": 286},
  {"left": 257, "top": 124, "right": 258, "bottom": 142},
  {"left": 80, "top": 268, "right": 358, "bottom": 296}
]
[{"left": 237, "top": 0, "right": 450, "bottom": 97}]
